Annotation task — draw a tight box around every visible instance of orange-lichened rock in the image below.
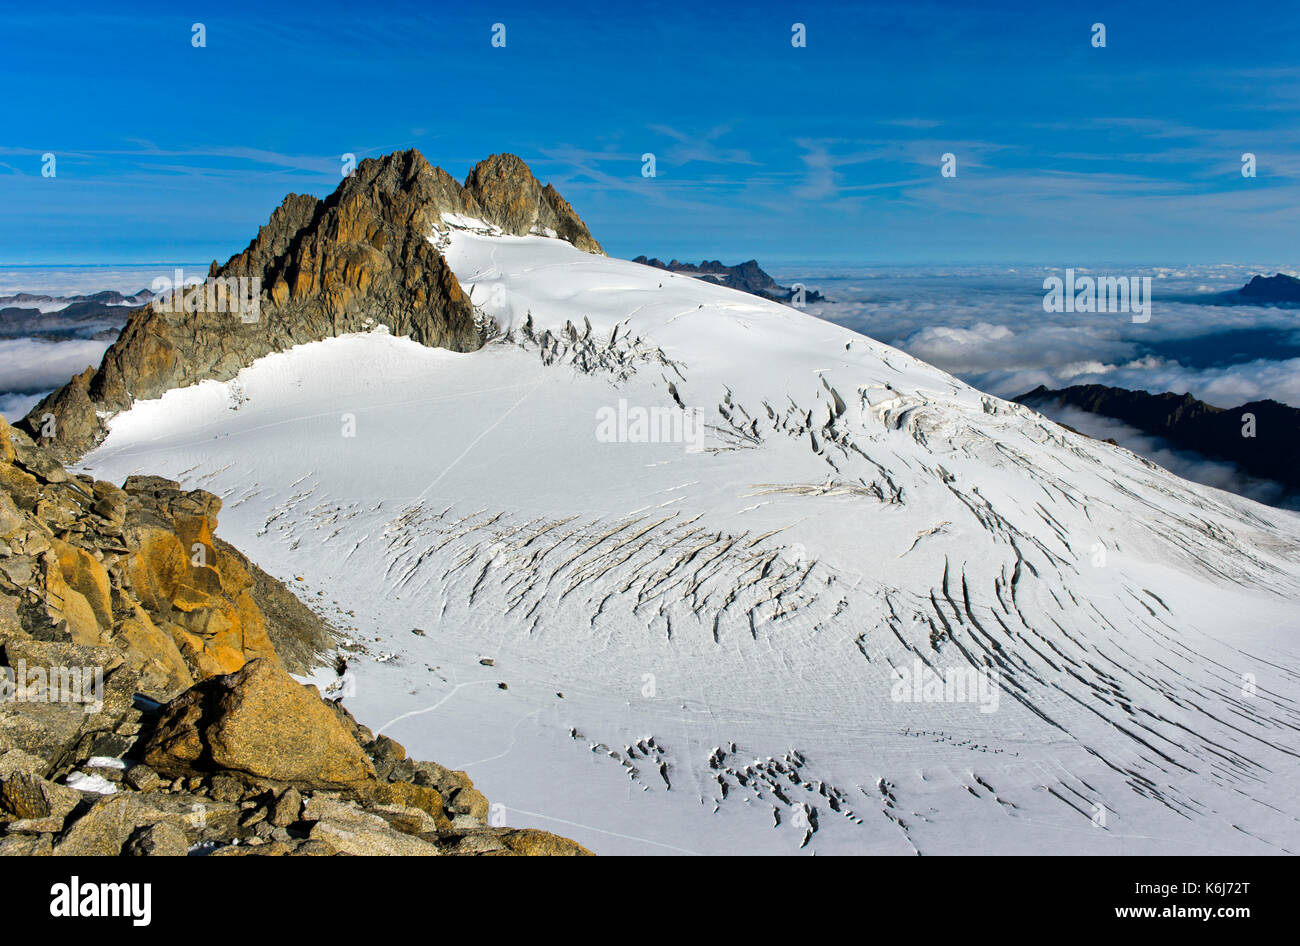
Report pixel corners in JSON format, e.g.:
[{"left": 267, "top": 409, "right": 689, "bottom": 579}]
[{"left": 144, "top": 658, "right": 377, "bottom": 791}]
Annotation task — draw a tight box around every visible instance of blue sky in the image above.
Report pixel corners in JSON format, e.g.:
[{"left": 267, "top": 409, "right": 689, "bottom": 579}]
[{"left": 2, "top": 0, "right": 1298, "bottom": 265}]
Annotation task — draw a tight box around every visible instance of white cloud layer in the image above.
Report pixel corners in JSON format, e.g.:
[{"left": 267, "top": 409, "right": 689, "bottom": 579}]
[
  {"left": 0, "top": 337, "right": 110, "bottom": 397},
  {"left": 794, "top": 263, "right": 1300, "bottom": 409}
]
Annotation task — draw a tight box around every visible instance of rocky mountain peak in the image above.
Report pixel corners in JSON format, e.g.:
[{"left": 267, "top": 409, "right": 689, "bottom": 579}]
[
  {"left": 462, "top": 153, "right": 603, "bottom": 254},
  {"left": 21, "top": 149, "right": 602, "bottom": 460},
  {"left": 1238, "top": 271, "right": 1300, "bottom": 302}
]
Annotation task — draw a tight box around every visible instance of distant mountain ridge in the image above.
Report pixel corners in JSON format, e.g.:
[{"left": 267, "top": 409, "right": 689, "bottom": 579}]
[
  {"left": 1183, "top": 271, "right": 1300, "bottom": 307},
  {"left": 0, "top": 289, "right": 155, "bottom": 308},
  {"left": 0, "top": 290, "right": 154, "bottom": 341},
  {"left": 1016, "top": 383, "right": 1300, "bottom": 493},
  {"left": 1236, "top": 272, "right": 1300, "bottom": 303},
  {"left": 632, "top": 256, "right": 825, "bottom": 305}
]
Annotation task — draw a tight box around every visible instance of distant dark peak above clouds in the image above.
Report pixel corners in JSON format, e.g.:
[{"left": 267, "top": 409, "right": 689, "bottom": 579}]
[
  {"left": 1017, "top": 384, "right": 1221, "bottom": 426},
  {"left": 1236, "top": 272, "right": 1300, "bottom": 303},
  {"left": 1016, "top": 383, "right": 1300, "bottom": 495},
  {"left": 1184, "top": 271, "right": 1300, "bottom": 307},
  {"left": 0, "top": 289, "right": 154, "bottom": 307},
  {"left": 632, "top": 256, "right": 826, "bottom": 305}
]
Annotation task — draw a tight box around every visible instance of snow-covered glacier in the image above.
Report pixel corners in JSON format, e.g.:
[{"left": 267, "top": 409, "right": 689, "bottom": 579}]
[{"left": 77, "top": 225, "right": 1300, "bottom": 854}]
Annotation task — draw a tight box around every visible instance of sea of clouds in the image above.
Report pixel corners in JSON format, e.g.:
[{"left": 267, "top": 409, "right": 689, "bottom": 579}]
[
  {"left": 779, "top": 263, "right": 1300, "bottom": 410},
  {"left": 777, "top": 262, "right": 1300, "bottom": 508},
  {"left": 0, "top": 265, "right": 192, "bottom": 420},
  {"left": 0, "top": 337, "right": 115, "bottom": 418}
]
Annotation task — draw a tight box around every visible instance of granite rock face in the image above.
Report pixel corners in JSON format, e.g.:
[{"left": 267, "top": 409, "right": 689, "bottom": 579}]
[
  {"left": 3, "top": 148, "right": 602, "bottom": 855},
  {"left": 22, "top": 149, "right": 603, "bottom": 461},
  {"left": 464, "top": 152, "right": 603, "bottom": 253},
  {"left": 0, "top": 414, "right": 335, "bottom": 731}
]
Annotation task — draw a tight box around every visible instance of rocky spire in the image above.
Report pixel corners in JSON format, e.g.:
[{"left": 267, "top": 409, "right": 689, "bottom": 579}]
[
  {"left": 462, "top": 153, "right": 603, "bottom": 254},
  {"left": 22, "top": 149, "right": 602, "bottom": 460}
]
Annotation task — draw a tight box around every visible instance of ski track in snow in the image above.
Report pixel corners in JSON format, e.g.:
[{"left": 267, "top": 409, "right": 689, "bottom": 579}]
[{"left": 79, "top": 227, "right": 1300, "bottom": 855}]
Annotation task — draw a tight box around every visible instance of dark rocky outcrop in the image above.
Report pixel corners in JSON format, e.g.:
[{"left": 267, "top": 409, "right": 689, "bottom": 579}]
[
  {"left": 1236, "top": 272, "right": 1300, "bottom": 304},
  {"left": 632, "top": 256, "right": 825, "bottom": 305},
  {"left": 0, "top": 414, "right": 592, "bottom": 856},
  {"left": 21, "top": 150, "right": 603, "bottom": 461},
  {"left": 1015, "top": 383, "right": 1300, "bottom": 495},
  {"left": 1187, "top": 271, "right": 1300, "bottom": 307}
]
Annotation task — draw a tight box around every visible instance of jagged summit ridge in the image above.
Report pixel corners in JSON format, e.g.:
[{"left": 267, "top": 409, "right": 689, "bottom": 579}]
[
  {"left": 226, "top": 150, "right": 601, "bottom": 281},
  {"left": 22, "top": 149, "right": 602, "bottom": 459},
  {"left": 461, "top": 153, "right": 602, "bottom": 254}
]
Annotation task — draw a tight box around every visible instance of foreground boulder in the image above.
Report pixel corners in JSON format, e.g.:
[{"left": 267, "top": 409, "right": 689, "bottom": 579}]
[{"left": 143, "top": 658, "right": 376, "bottom": 791}]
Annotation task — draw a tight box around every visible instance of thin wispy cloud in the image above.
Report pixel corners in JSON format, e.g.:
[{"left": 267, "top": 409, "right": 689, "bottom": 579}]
[{"left": 645, "top": 124, "right": 760, "bottom": 168}]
